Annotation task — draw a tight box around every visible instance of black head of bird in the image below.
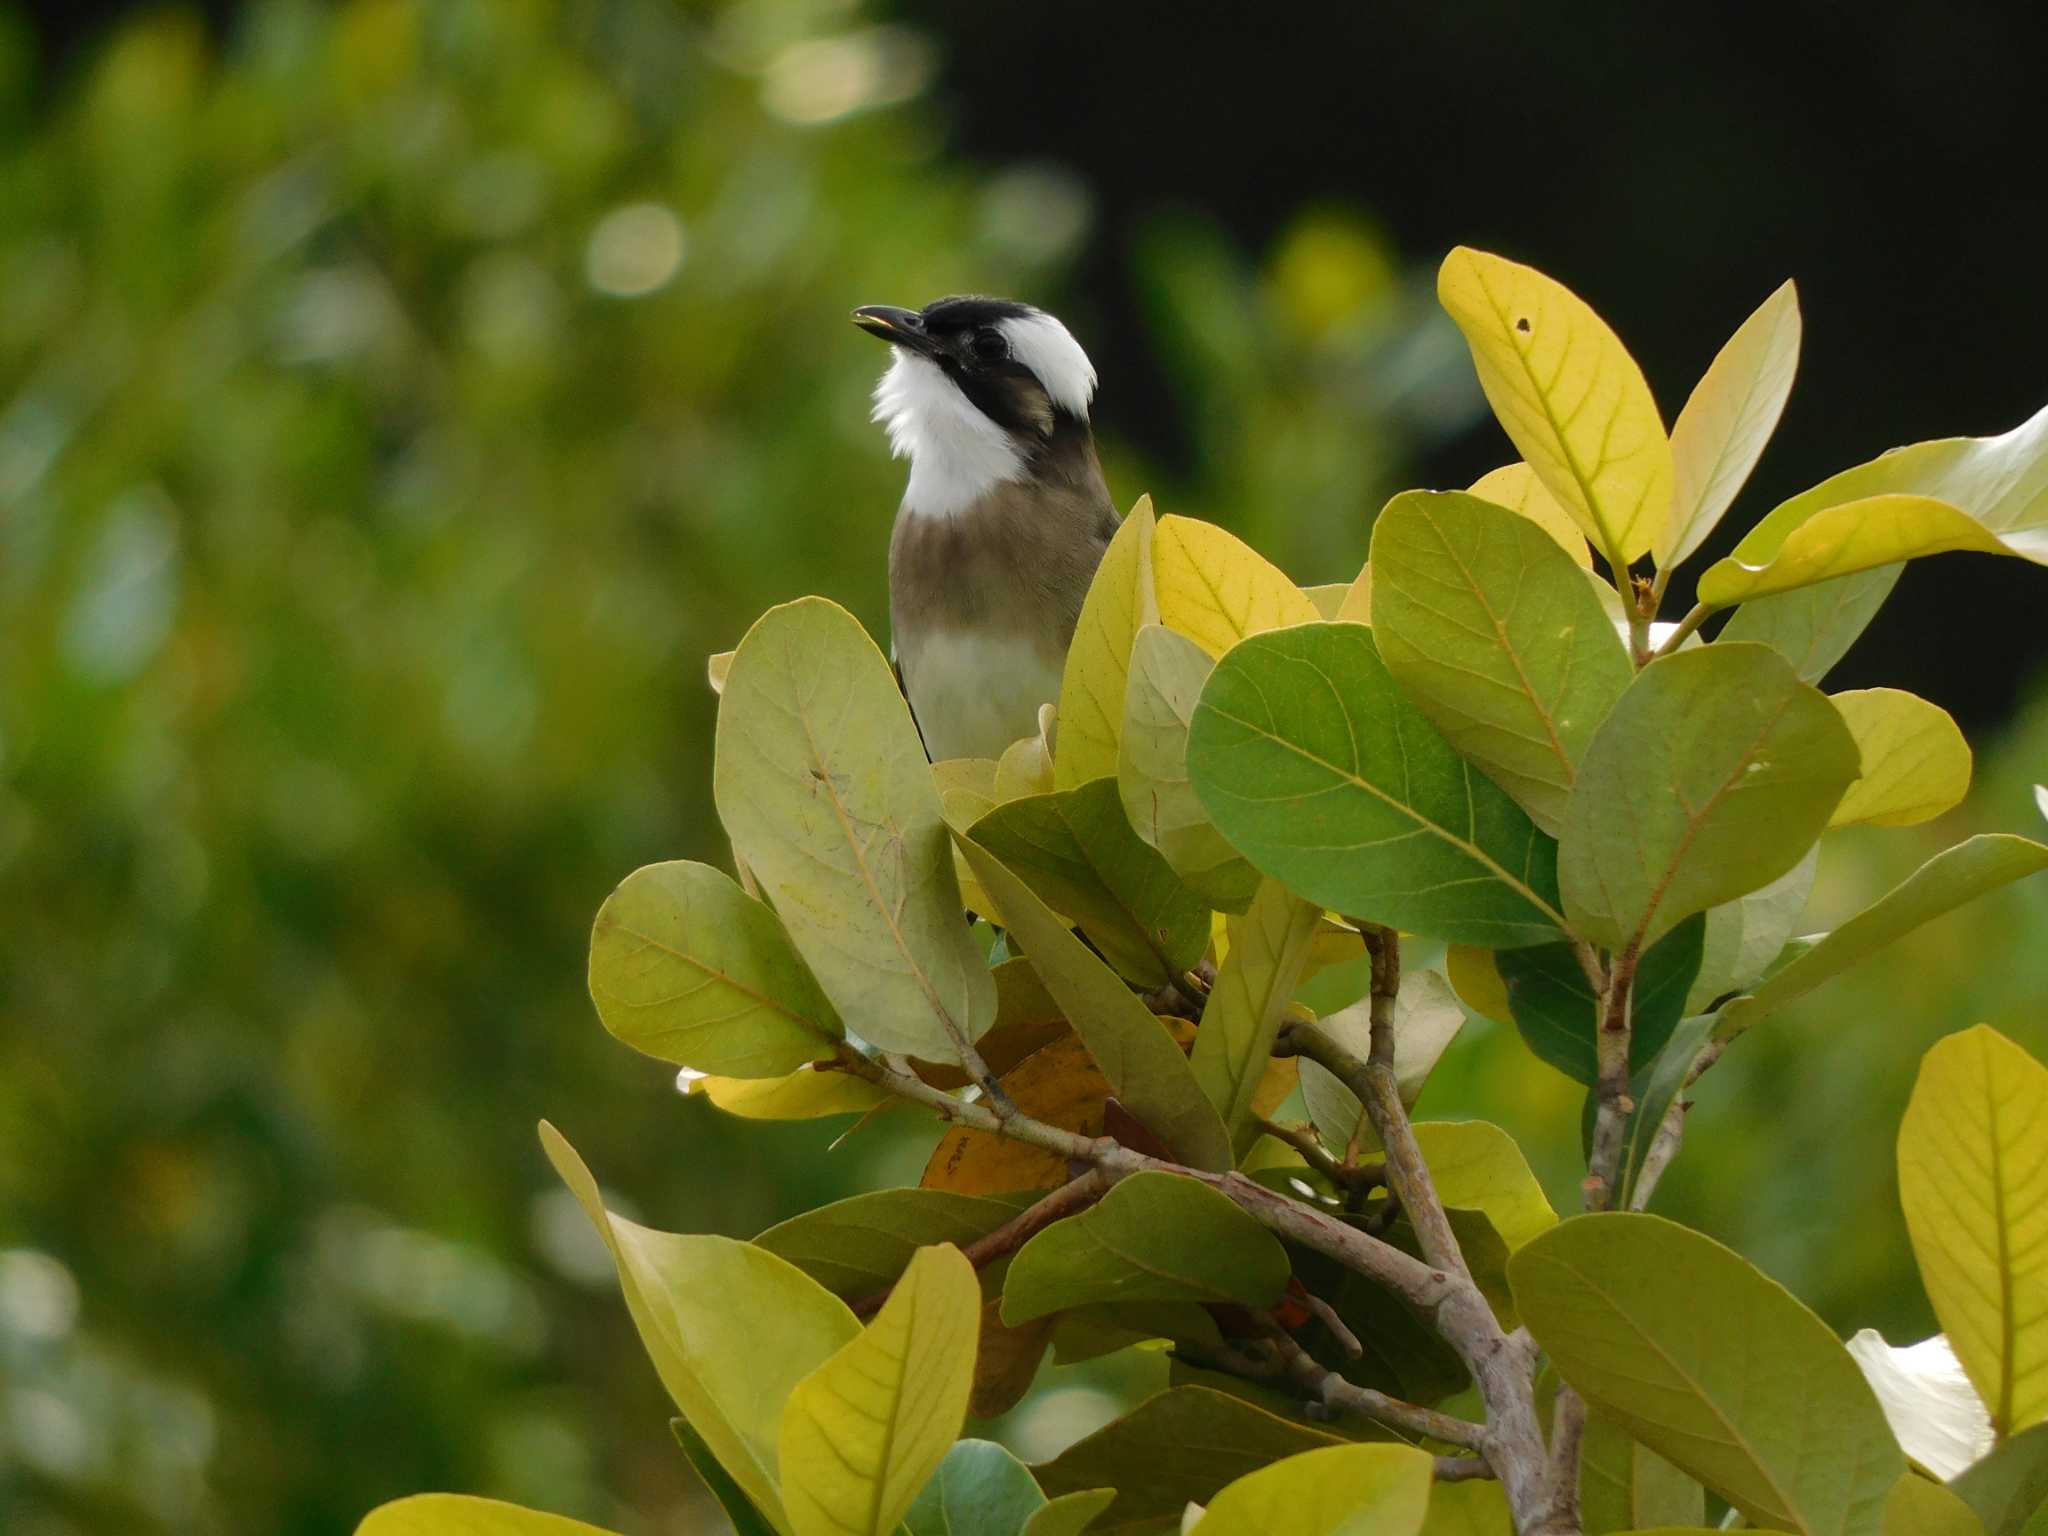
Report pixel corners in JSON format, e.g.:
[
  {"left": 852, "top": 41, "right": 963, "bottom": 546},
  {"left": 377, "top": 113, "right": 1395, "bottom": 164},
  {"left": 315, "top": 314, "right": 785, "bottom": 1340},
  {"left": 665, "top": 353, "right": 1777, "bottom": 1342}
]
[{"left": 853, "top": 296, "right": 1118, "bottom": 763}]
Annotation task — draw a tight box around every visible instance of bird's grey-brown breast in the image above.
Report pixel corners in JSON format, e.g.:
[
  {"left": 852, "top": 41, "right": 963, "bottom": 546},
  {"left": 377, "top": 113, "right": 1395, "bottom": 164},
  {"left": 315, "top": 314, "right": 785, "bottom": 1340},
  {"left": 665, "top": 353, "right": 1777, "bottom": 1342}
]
[{"left": 890, "top": 471, "right": 1116, "bottom": 762}]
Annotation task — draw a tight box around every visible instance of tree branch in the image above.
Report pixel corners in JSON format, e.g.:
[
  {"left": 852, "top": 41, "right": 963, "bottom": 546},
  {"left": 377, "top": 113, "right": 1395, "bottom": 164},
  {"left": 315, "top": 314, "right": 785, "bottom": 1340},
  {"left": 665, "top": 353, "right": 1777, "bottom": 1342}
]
[
  {"left": 1582, "top": 945, "right": 1639, "bottom": 1212},
  {"left": 1540, "top": 1385, "right": 1588, "bottom": 1533},
  {"left": 1651, "top": 601, "right": 1712, "bottom": 659},
  {"left": 1271, "top": 1335, "right": 1490, "bottom": 1452},
  {"left": 1255, "top": 1117, "right": 1386, "bottom": 1190}
]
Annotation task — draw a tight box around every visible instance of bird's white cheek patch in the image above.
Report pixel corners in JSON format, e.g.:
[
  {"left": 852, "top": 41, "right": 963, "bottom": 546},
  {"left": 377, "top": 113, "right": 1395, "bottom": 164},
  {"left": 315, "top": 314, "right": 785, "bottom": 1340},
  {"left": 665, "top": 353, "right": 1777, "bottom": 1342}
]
[{"left": 904, "top": 629, "right": 1064, "bottom": 764}]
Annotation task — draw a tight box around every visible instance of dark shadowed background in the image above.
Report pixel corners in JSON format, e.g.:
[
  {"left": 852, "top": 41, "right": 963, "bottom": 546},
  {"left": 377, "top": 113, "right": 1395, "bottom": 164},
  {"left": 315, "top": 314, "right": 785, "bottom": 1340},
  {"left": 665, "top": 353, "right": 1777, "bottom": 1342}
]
[{"left": 3, "top": 3, "right": 2044, "bottom": 1533}]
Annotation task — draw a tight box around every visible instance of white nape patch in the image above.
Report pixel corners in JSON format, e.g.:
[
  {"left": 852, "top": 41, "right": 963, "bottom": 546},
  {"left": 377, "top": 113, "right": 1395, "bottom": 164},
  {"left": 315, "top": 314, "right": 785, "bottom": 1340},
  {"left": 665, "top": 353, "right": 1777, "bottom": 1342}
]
[
  {"left": 997, "top": 311, "right": 1097, "bottom": 419},
  {"left": 905, "top": 628, "right": 1064, "bottom": 764},
  {"left": 872, "top": 350, "right": 1024, "bottom": 519}
]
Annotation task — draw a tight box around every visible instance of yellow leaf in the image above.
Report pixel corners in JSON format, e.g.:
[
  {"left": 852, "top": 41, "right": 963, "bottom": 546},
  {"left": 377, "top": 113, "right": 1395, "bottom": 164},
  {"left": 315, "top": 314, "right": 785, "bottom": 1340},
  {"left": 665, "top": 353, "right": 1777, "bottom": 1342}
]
[
  {"left": 1898, "top": 1025, "right": 2048, "bottom": 1434},
  {"left": 1445, "top": 945, "right": 1513, "bottom": 1028},
  {"left": 998, "top": 703, "right": 1059, "bottom": 800},
  {"left": 1466, "top": 462, "right": 1594, "bottom": 570},
  {"left": 1829, "top": 689, "right": 1972, "bottom": 828},
  {"left": 1151, "top": 515, "right": 1318, "bottom": 658},
  {"left": 1335, "top": 561, "right": 1372, "bottom": 622},
  {"left": 1698, "top": 494, "right": 2014, "bottom": 607},
  {"left": 1302, "top": 583, "right": 1351, "bottom": 619},
  {"left": 1190, "top": 1443, "right": 1433, "bottom": 1536},
  {"left": 1056, "top": 497, "right": 1158, "bottom": 789},
  {"left": 688, "top": 1066, "right": 889, "bottom": 1121},
  {"left": 1663, "top": 279, "right": 1802, "bottom": 567},
  {"left": 708, "top": 649, "right": 735, "bottom": 695},
  {"left": 780, "top": 1245, "right": 980, "bottom": 1536},
  {"left": 356, "top": 1494, "right": 623, "bottom": 1536},
  {"left": 933, "top": 758, "right": 1001, "bottom": 911},
  {"left": 1438, "top": 247, "right": 1673, "bottom": 568}
]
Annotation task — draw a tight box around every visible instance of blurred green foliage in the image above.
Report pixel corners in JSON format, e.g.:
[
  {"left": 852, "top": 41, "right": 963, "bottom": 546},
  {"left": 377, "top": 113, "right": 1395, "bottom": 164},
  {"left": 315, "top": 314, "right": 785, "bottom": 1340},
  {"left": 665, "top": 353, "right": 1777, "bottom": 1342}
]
[{"left": 0, "top": 1, "right": 2040, "bottom": 1534}]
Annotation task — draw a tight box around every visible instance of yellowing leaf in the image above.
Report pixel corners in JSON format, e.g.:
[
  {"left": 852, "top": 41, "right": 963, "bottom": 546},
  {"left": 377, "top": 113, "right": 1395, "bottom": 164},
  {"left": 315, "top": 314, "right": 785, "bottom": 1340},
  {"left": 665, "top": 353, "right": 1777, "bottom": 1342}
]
[
  {"left": 708, "top": 649, "right": 735, "bottom": 695},
  {"left": 1152, "top": 514, "right": 1319, "bottom": 658},
  {"left": 779, "top": 1245, "right": 980, "bottom": 1536},
  {"left": 540, "top": 1123, "right": 858, "bottom": 1536},
  {"left": 1881, "top": 1476, "right": 1986, "bottom": 1536},
  {"left": 1190, "top": 880, "right": 1321, "bottom": 1150},
  {"left": 1057, "top": 497, "right": 1158, "bottom": 789},
  {"left": 1419, "top": 1480, "right": 1513, "bottom": 1535},
  {"left": 1829, "top": 688, "right": 1972, "bottom": 828},
  {"left": 1663, "top": 280, "right": 1802, "bottom": 567},
  {"left": 998, "top": 705, "right": 1059, "bottom": 800},
  {"left": 689, "top": 1067, "right": 888, "bottom": 1121},
  {"left": 1898, "top": 1025, "right": 2048, "bottom": 1436},
  {"left": 1699, "top": 494, "right": 2013, "bottom": 607},
  {"left": 922, "top": 1033, "right": 1117, "bottom": 1195},
  {"left": 1302, "top": 583, "right": 1351, "bottom": 619},
  {"left": 356, "top": 1495, "right": 623, "bottom": 1536},
  {"left": 1445, "top": 945, "right": 1513, "bottom": 1028},
  {"left": 1467, "top": 461, "right": 1594, "bottom": 569},
  {"left": 714, "top": 598, "right": 994, "bottom": 1063},
  {"left": 1189, "top": 1443, "right": 1434, "bottom": 1536},
  {"left": 1437, "top": 247, "right": 1673, "bottom": 567},
  {"left": 1412, "top": 1121, "right": 1556, "bottom": 1252}
]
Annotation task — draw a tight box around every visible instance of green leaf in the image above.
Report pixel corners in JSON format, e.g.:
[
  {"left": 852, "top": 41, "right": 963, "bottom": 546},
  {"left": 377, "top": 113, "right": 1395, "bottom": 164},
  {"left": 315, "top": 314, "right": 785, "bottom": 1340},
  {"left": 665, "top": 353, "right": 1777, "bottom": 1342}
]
[
  {"left": 1899, "top": 1025, "right": 2048, "bottom": 1436},
  {"left": 1510, "top": 1212, "right": 1903, "bottom": 1535},
  {"left": 1662, "top": 279, "right": 1801, "bottom": 567},
  {"left": 754, "top": 1189, "right": 1032, "bottom": 1297},
  {"left": 587, "top": 860, "right": 841, "bottom": 1077},
  {"left": 1188, "top": 1443, "right": 1434, "bottom": 1536},
  {"left": 1419, "top": 1481, "right": 1513, "bottom": 1534},
  {"left": 1616, "top": 1015, "right": 1716, "bottom": 1208},
  {"left": 1059, "top": 498, "right": 1158, "bottom": 789},
  {"left": 674, "top": 1418, "right": 779, "bottom": 1536},
  {"left": 1497, "top": 914, "right": 1706, "bottom": 1085},
  {"left": 1437, "top": 246, "right": 1673, "bottom": 568},
  {"left": 903, "top": 1440, "right": 1049, "bottom": 1536},
  {"left": 1022, "top": 1489, "right": 1119, "bottom": 1536},
  {"left": 1298, "top": 971, "right": 1472, "bottom": 1152},
  {"left": 971, "top": 778, "right": 1210, "bottom": 987},
  {"left": 1152, "top": 514, "right": 1320, "bottom": 659},
  {"left": 1189, "top": 622, "right": 1565, "bottom": 947},
  {"left": 1191, "top": 880, "right": 1322, "bottom": 1150},
  {"left": 1684, "top": 848, "right": 1818, "bottom": 1013},
  {"left": 355, "top": 1497, "right": 623, "bottom": 1536},
  {"left": 1716, "top": 566, "right": 1904, "bottom": 684},
  {"left": 1000, "top": 1170, "right": 1290, "bottom": 1324},
  {"left": 1698, "top": 402, "right": 2048, "bottom": 605},
  {"left": 1558, "top": 642, "right": 1858, "bottom": 952},
  {"left": 1032, "top": 1386, "right": 1345, "bottom": 1535},
  {"left": 1579, "top": 1410, "right": 1707, "bottom": 1535},
  {"left": 1370, "top": 489, "right": 1634, "bottom": 835},
  {"left": 539, "top": 1123, "right": 857, "bottom": 1536},
  {"left": 1829, "top": 688, "right": 1973, "bottom": 828},
  {"left": 779, "top": 1245, "right": 980, "bottom": 1536},
  {"left": 1119, "top": 623, "right": 1261, "bottom": 911},
  {"left": 1407, "top": 1121, "right": 1557, "bottom": 1252},
  {"left": 955, "top": 835, "right": 1233, "bottom": 1172},
  {"left": 1881, "top": 1475, "right": 1985, "bottom": 1536},
  {"left": 1467, "top": 461, "right": 1594, "bottom": 569},
  {"left": 1952, "top": 1423, "right": 2048, "bottom": 1536},
  {"left": 713, "top": 597, "right": 994, "bottom": 1062},
  {"left": 1718, "top": 835, "right": 2048, "bottom": 1035}
]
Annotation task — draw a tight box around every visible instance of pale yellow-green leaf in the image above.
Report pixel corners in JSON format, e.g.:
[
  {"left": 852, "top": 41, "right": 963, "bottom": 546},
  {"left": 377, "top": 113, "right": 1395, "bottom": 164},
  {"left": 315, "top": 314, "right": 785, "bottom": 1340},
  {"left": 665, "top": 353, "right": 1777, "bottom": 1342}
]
[
  {"left": 934, "top": 758, "right": 1002, "bottom": 912},
  {"left": 1828, "top": 688, "right": 1972, "bottom": 828},
  {"left": 688, "top": 1066, "right": 888, "bottom": 1121},
  {"left": 998, "top": 704, "right": 1059, "bottom": 800},
  {"left": 1898, "top": 1025, "right": 2048, "bottom": 1435},
  {"left": 540, "top": 1123, "right": 857, "bottom": 1536},
  {"left": 1021, "top": 1489, "right": 1118, "bottom": 1536},
  {"left": 1467, "top": 462, "right": 1594, "bottom": 569},
  {"left": 1437, "top": 246, "right": 1673, "bottom": 567},
  {"left": 709, "top": 649, "right": 735, "bottom": 695},
  {"left": 1336, "top": 562, "right": 1372, "bottom": 622},
  {"left": 1119, "top": 623, "right": 1261, "bottom": 911},
  {"left": 1445, "top": 945, "right": 1513, "bottom": 1028},
  {"left": 1684, "top": 848, "right": 1818, "bottom": 1015},
  {"left": 1152, "top": 514, "right": 1319, "bottom": 658},
  {"left": 1411, "top": 1121, "right": 1556, "bottom": 1252},
  {"left": 1057, "top": 497, "right": 1158, "bottom": 789},
  {"left": 1662, "top": 279, "right": 1801, "bottom": 567},
  {"left": 1189, "top": 1443, "right": 1434, "bottom": 1536},
  {"left": 356, "top": 1494, "right": 623, "bottom": 1536},
  {"left": 1881, "top": 1476, "right": 1985, "bottom": 1536},
  {"left": 1303, "top": 583, "right": 1351, "bottom": 619},
  {"left": 780, "top": 1245, "right": 980, "bottom": 1536},
  {"left": 1189, "top": 879, "right": 1321, "bottom": 1150},
  {"left": 1578, "top": 1409, "right": 1706, "bottom": 1534},
  {"left": 1699, "top": 402, "right": 2048, "bottom": 606},
  {"left": 1419, "top": 1480, "right": 1512, "bottom": 1535},
  {"left": 588, "top": 860, "right": 841, "bottom": 1077},
  {"left": 713, "top": 598, "right": 994, "bottom": 1062}
]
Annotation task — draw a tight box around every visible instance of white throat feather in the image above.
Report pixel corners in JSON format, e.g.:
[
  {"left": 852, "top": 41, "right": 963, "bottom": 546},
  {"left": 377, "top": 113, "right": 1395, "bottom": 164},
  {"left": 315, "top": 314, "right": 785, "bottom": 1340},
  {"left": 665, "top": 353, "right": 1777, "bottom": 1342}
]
[{"left": 871, "top": 351, "right": 1024, "bottom": 519}]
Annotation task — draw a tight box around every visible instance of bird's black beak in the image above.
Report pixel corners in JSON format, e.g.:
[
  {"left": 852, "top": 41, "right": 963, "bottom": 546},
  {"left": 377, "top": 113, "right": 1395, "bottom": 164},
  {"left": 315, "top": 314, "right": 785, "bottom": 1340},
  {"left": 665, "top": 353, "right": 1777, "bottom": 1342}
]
[{"left": 852, "top": 304, "right": 939, "bottom": 357}]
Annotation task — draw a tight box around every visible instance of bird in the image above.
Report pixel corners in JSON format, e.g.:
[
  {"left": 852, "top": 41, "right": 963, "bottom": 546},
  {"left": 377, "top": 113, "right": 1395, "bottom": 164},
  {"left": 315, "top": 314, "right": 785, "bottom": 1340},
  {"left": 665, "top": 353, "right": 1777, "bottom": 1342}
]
[{"left": 852, "top": 296, "right": 1118, "bottom": 764}]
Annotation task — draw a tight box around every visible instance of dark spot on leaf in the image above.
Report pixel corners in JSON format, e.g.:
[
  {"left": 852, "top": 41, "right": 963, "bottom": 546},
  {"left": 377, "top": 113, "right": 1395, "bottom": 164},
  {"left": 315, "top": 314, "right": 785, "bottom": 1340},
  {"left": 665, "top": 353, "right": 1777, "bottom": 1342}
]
[{"left": 1515, "top": 316, "right": 1532, "bottom": 333}]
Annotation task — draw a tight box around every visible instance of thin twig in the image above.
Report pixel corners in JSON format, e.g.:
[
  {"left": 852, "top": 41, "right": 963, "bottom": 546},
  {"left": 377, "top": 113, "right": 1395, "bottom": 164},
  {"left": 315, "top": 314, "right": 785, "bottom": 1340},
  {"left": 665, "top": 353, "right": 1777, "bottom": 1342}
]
[
  {"left": 1434, "top": 1454, "right": 1499, "bottom": 1483},
  {"left": 1255, "top": 1118, "right": 1386, "bottom": 1189},
  {"left": 1271, "top": 1336, "right": 1489, "bottom": 1452},
  {"left": 1294, "top": 1289, "right": 1364, "bottom": 1360},
  {"left": 1541, "top": 1385, "right": 1589, "bottom": 1532},
  {"left": 1628, "top": 1096, "right": 1692, "bottom": 1212},
  {"left": 1582, "top": 945, "right": 1639, "bottom": 1212},
  {"left": 1652, "top": 601, "right": 1712, "bottom": 659}
]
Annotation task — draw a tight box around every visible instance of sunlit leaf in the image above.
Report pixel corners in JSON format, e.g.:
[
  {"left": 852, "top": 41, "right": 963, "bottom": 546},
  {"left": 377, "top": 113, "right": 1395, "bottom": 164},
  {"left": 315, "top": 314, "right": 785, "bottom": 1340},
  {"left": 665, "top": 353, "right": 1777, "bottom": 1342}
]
[
  {"left": 1558, "top": 643, "right": 1858, "bottom": 953},
  {"left": 1188, "top": 1443, "right": 1433, "bottom": 1536},
  {"left": 1898, "top": 1025, "right": 2048, "bottom": 1436},
  {"left": 780, "top": 1244, "right": 980, "bottom": 1536},
  {"left": 1718, "top": 835, "right": 2048, "bottom": 1035},
  {"left": 1698, "top": 403, "right": 2048, "bottom": 606},
  {"left": 1001, "top": 1170, "right": 1290, "bottom": 1323},
  {"left": 1828, "top": 688, "right": 1972, "bottom": 828},
  {"left": 1152, "top": 514, "right": 1319, "bottom": 659},
  {"left": 1190, "top": 622, "right": 1566, "bottom": 947},
  {"left": 754, "top": 1189, "right": 1031, "bottom": 1297},
  {"left": 1511, "top": 1212, "right": 1902, "bottom": 1535},
  {"left": 688, "top": 1066, "right": 888, "bottom": 1121},
  {"left": 1845, "top": 1331, "right": 1994, "bottom": 1481},
  {"left": 355, "top": 1496, "right": 623, "bottom": 1536},
  {"left": 1951, "top": 1423, "right": 2048, "bottom": 1536},
  {"left": 1370, "top": 490, "right": 1634, "bottom": 835},
  {"left": 1120, "top": 623, "right": 1261, "bottom": 911},
  {"left": 714, "top": 598, "right": 994, "bottom": 1062},
  {"left": 1190, "top": 879, "right": 1321, "bottom": 1150},
  {"left": 1716, "top": 565, "right": 1904, "bottom": 684},
  {"left": 903, "top": 1439, "right": 1048, "bottom": 1536},
  {"left": 1059, "top": 498, "right": 1159, "bottom": 789},
  {"left": 1467, "top": 462, "right": 1593, "bottom": 569},
  {"left": 1662, "top": 279, "right": 1801, "bottom": 567},
  {"left": 540, "top": 1123, "right": 857, "bottom": 1535},
  {"left": 1437, "top": 246, "right": 1673, "bottom": 567},
  {"left": 999, "top": 705, "right": 1060, "bottom": 801},
  {"left": 1497, "top": 914, "right": 1705, "bottom": 1085},
  {"left": 588, "top": 860, "right": 841, "bottom": 1077},
  {"left": 956, "top": 836, "right": 1233, "bottom": 1171},
  {"left": 1684, "top": 848, "right": 1817, "bottom": 1013}
]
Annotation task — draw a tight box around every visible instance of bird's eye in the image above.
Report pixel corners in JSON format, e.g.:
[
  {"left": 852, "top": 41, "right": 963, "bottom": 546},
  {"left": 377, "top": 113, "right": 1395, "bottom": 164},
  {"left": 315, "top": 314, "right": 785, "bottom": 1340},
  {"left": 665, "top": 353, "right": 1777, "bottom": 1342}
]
[{"left": 971, "top": 329, "right": 1008, "bottom": 361}]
